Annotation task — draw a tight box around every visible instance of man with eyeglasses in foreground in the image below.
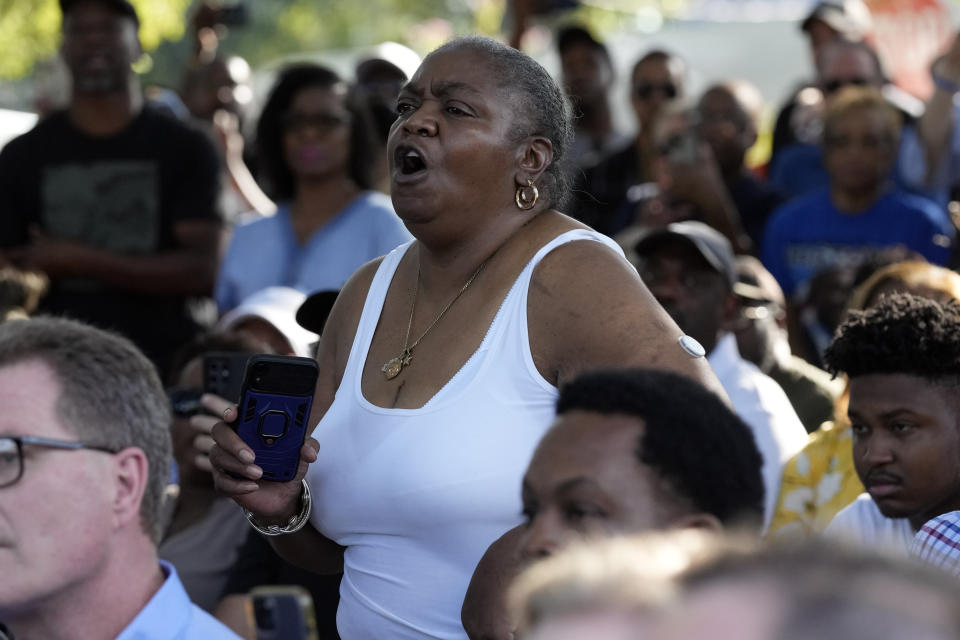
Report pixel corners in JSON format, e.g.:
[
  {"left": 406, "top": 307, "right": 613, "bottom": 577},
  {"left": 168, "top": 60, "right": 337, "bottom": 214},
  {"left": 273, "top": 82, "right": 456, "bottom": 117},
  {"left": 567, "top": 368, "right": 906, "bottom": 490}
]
[{"left": 0, "top": 317, "right": 239, "bottom": 640}]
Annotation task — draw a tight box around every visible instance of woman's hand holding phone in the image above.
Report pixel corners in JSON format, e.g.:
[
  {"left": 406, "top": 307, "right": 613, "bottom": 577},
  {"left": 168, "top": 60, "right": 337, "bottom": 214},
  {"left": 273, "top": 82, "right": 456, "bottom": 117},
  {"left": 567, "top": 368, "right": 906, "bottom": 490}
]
[{"left": 198, "top": 392, "right": 320, "bottom": 524}]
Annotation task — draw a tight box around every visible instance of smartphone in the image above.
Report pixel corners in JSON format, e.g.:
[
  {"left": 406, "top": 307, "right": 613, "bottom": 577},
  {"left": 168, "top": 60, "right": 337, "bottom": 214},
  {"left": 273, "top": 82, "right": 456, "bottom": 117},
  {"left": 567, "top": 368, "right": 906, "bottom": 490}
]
[
  {"left": 665, "top": 129, "right": 700, "bottom": 165},
  {"left": 203, "top": 352, "right": 253, "bottom": 404},
  {"left": 251, "top": 586, "right": 318, "bottom": 640},
  {"left": 235, "top": 355, "right": 319, "bottom": 482}
]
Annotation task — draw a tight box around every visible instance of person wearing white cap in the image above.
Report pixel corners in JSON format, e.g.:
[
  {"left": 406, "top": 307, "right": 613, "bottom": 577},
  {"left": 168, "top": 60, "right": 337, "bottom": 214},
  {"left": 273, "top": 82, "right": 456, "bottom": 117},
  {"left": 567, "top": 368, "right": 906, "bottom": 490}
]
[
  {"left": 217, "top": 286, "right": 318, "bottom": 358},
  {"left": 801, "top": 0, "right": 873, "bottom": 63}
]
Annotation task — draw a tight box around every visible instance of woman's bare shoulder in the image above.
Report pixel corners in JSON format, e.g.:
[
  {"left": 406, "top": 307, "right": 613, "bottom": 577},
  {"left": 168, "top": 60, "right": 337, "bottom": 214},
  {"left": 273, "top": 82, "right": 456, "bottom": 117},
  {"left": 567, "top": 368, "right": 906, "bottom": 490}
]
[
  {"left": 523, "top": 213, "right": 649, "bottom": 326},
  {"left": 529, "top": 219, "right": 639, "bottom": 290},
  {"left": 526, "top": 230, "right": 715, "bottom": 388},
  {"left": 529, "top": 234, "right": 656, "bottom": 327}
]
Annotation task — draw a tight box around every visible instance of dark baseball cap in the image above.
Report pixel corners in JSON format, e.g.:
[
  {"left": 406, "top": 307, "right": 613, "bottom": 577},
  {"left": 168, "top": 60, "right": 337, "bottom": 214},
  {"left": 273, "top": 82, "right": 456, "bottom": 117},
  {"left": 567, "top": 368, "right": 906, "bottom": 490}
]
[
  {"left": 296, "top": 289, "right": 340, "bottom": 335},
  {"left": 634, "top": 221, "right": 737, "bottom": 289},
  {"left": 60, "top": 0, "right": 140, "bottom": 27}
]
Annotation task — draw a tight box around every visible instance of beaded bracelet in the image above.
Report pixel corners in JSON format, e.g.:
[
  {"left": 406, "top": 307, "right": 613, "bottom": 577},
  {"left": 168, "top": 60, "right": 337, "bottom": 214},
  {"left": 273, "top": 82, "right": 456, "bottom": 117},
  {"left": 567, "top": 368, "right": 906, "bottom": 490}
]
[{"left": 243, "top": 479, "right": 312, "bottom": 536}]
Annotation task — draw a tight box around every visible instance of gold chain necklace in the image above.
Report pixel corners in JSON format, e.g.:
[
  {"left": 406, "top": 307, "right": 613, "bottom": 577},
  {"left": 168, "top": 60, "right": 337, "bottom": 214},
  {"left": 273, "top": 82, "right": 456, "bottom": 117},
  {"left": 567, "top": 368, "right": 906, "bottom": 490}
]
[{"left": 381, "top": 260, "right": 487, "bottom": 380}]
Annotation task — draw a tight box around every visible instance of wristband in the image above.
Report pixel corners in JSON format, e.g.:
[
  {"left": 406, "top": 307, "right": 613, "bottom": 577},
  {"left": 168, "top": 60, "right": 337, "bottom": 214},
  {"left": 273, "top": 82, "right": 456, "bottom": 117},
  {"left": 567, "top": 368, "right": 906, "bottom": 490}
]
[{"left": 243, "top": 479, "right": 312, "bottom": 536}]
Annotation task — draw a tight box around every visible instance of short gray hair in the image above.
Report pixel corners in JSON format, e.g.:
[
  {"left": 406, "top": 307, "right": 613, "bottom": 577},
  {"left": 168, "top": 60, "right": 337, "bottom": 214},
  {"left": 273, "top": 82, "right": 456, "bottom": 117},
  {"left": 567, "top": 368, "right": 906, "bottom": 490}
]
[
  {"left": 509, "top": 531, "right": 724, "bottom": 634},
  {"left": 0, "top": 317, "right": 171, "bottom": 543},
  {"left": 427, "top": 36, "right": 575, "bottom": 210},
  {"left": 682, "top": 540, "right": 960, "bottom": 639}
]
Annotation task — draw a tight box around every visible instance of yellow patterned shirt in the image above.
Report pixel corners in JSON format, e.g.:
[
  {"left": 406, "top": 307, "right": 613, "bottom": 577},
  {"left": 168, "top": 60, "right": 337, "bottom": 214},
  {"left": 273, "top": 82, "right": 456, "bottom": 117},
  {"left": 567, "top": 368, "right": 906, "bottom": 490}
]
[{"left": 768, "top": 420, "right": 864, "bottom": 538}]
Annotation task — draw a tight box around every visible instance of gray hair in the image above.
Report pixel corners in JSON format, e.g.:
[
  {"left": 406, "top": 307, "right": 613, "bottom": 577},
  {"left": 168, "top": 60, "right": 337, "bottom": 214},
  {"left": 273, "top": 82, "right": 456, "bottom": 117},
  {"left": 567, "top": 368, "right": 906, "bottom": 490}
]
[
  {"left": 683, "top": 541, "right": 960, "bottom": 639},
  {"left": 428, "top": 36, "right": 575, "bottom": 210},
  {"left": 0, "top": 317, "right": 171, "bottom": 543},
  {"left": 509, "top": 530, "right": 725, "bottom": 634}
]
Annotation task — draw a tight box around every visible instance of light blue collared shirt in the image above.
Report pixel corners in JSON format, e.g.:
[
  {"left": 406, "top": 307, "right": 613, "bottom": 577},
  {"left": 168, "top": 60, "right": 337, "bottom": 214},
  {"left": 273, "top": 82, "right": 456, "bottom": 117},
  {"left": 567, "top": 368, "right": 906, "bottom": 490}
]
[{"left": 115, "top": 561, "right": 241, "bottom": 640}]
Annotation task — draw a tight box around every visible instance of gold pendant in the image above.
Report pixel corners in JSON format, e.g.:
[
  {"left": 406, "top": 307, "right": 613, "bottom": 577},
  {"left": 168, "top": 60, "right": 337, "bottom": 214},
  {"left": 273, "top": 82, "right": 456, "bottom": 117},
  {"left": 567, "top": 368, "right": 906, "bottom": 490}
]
[
  {"left": 381, "top": 349, "right": 412, "bottom": 380},
  {"left": 382, "top": 358, "right": 403, "bottom": 380}
]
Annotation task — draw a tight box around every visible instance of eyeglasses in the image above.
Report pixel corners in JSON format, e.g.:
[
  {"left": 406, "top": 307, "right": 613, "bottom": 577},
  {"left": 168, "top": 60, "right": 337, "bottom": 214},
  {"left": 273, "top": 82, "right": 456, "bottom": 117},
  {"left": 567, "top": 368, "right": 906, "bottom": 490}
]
[
  {"left": 635, "top": 82, "right": 678, "bottom": 100},
  {"left": 0, "top": 436, "right": 117, "bottom": 489},
  {"left": 281, "top": 112, "right": 350, "bottom": 134}
]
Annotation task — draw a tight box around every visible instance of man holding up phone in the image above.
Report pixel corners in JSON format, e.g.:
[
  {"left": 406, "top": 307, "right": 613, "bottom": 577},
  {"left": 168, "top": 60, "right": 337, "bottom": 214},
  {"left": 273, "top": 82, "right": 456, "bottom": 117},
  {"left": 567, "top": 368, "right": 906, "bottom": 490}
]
[{"left": 0, "top": 317, "right": 239, "bottom": 640}]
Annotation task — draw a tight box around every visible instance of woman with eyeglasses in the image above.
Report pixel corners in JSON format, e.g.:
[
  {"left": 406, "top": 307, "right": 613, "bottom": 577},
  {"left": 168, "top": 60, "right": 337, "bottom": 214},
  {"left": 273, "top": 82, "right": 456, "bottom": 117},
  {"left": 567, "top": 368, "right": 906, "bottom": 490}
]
[{"left": 214, "top": 64, "right": 412, "bottom": 314}]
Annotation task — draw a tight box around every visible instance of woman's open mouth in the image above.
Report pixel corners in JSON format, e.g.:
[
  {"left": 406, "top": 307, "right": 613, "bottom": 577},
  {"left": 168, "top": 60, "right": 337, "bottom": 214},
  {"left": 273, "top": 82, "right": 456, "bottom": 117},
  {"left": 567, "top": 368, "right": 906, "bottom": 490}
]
[{"left": 395, "top": 145, "right": 427, "bottom": 176}]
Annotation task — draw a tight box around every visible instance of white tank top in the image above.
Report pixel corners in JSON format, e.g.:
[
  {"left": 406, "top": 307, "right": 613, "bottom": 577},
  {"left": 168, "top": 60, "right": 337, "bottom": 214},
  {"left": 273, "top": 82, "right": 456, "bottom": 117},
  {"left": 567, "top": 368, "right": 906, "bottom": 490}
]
[{"left": 307, "top": 229, "right": 623, "bottom": 640}]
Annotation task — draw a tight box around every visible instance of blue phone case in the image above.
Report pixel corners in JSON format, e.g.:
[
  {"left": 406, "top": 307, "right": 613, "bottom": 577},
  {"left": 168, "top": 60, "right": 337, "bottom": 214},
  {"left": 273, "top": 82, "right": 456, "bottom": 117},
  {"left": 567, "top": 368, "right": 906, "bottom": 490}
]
[{"left": 235, "top": 356, "right": 317, "bottom": 482}]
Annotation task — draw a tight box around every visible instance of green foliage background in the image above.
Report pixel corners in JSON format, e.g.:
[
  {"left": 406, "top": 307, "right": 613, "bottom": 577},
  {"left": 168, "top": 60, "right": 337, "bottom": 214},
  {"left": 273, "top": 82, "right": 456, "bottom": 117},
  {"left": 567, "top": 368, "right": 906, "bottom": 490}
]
[
  {"left": 4, "top": 0, "right": 957, "bottom": 87},
  {"left": 0, "top": 0, "right": 686, "bottom": 87},
  {"left": 0, "top": 0, "right": 510, "bottom": 86},
  {"left": 0, "top": 0, "right": 192, "bottom": 79}
]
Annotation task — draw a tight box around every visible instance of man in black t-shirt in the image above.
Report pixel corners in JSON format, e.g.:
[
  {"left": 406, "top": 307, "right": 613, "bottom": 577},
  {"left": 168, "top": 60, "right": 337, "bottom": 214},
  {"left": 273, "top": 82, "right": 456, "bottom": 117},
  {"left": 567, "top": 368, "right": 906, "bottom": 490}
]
[{"left": 0, "top": 0, "right": 224, "bottom": 376}]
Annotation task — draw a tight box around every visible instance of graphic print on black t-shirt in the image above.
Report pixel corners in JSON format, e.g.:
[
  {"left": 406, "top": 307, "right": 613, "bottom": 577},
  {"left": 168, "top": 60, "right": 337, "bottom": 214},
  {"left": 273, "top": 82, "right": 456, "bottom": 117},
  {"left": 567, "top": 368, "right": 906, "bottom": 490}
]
[
  {"left": 0, "top": 107, "right": 224, "bottom": 375},
  {"left": 42, "top": 161, "right": 159, "bottom": 253}
]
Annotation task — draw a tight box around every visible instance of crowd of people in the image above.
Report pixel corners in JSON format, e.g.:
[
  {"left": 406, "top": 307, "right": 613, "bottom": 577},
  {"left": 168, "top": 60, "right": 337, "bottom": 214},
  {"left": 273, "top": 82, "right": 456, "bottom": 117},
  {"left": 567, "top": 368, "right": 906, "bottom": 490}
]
[{"left": 3, "top": 0, "right": 960, "bottom": 638}]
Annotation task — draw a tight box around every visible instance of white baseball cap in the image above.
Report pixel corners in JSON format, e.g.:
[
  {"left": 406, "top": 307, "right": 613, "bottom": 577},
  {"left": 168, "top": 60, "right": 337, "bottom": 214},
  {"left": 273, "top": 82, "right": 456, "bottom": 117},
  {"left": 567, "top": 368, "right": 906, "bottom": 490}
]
[{"left": 217, "top": 287, "right": 319, "bottom": 358}]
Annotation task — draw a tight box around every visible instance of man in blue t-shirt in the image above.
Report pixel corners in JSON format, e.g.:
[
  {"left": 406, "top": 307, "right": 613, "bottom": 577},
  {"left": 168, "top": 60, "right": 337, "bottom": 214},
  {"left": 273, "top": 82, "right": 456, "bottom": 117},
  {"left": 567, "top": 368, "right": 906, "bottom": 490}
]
[{"left": 762, "top": 86, "right": 953, "bottom": 299}]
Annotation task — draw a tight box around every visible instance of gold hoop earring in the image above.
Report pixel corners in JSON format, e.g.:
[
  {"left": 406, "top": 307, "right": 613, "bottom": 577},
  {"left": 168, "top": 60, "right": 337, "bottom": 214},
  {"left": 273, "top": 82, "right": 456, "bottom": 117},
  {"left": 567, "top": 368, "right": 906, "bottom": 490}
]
[{"left": 515, "top": 179, "right": 539, "bottom": 210}]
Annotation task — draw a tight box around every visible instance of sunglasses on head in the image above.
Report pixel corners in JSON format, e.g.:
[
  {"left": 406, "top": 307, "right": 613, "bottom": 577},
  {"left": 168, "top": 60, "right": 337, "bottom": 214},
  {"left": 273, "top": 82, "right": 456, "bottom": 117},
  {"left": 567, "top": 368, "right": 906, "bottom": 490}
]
[{"left": 635, "top": 82, "right": 678, "bottom": 100}]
